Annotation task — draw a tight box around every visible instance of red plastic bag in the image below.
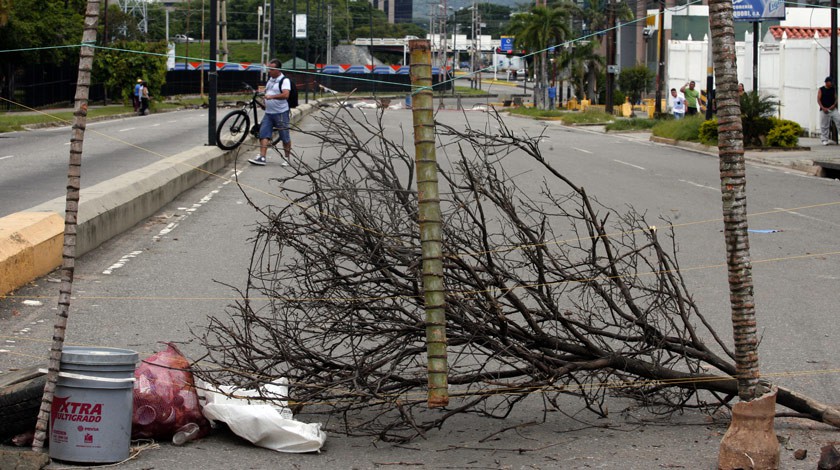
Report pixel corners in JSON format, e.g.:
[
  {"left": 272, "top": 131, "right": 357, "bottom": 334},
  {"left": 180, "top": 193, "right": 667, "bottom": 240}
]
[{"left": 132, "top": 343, "right": 209, "bottom": 440}]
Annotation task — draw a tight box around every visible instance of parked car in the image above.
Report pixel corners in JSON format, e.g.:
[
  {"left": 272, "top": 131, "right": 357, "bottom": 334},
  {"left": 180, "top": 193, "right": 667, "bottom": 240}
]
[{"left": 174, "top": 34, "right": 195, "bottom": 43}]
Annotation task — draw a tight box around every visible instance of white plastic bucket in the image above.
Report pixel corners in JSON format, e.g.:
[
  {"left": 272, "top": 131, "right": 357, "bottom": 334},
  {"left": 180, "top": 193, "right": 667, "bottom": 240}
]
[{"left": 49, "top": 346, "right": 138, "bottom": 463}]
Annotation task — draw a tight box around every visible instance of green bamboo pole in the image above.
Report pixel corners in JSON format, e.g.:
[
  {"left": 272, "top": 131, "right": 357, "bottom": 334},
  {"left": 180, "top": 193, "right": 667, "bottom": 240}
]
[{"left": 409, "top": 39, "right": 449, "bottom": 408}]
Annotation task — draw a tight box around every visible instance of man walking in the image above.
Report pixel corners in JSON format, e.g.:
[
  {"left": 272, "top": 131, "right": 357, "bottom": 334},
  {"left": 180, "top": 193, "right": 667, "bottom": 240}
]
[
  {"left": 670, "top": 88, "right": 685, "bottom": 119},
  {"left": 133, "top": 79, "right": 142, "bottom": 112},
  {"left": 817, "top": 76, "right": 840, "bottom": 145},
  {"left": 680, "top": 81, "right": 700, "bottom": 116},
  {"left": 249, "top": 58, "right": 292, "bottom": 166}
]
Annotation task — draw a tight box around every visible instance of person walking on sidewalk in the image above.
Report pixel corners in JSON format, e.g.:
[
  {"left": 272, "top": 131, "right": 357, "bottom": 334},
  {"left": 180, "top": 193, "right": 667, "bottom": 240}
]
[
  {"left": 680, "top": 81, "right": 700, "bottom": 116},
  {"left": 139, "top": 81, "right": 151, "bottom": 116},
  {"left": 132, "top": 79, "right": 142, "bottom": 112},
  {"left": 817, "top": 76, "right": 840, "bottom": 145},
  {"left": 248, "top": 58, "right": 293, "bottom": 166}
]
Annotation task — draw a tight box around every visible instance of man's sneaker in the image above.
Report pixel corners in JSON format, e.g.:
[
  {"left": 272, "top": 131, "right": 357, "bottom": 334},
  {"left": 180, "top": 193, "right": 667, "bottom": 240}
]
[
  {"left": 823, "top": 141, "right": 831, "bottom": 146},
  {"left": 280, "top": 159, "right": 290, "bottom": 167},
  {"left": 248, "top": 155, "right": 267, "bottom": 165}
]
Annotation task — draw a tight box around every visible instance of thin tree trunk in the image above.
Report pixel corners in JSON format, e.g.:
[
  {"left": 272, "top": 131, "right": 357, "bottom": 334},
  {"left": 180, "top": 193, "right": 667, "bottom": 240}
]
[
  {"left": 539, "top": 49, "right": 548, "bottom": 109},
  {"left": 32, "top": 0, "right": 100, "bottom": 451},
  {"left": 708, "top": 0, "right": 762, "bottom": 400},
  {"left": 409, "top": 39, "right": 449, "bottom": 408}
]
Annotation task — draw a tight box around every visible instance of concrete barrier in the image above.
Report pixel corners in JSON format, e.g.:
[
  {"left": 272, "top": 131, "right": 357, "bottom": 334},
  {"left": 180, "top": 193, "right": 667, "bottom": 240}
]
[
  {"left": 0, "top": 212, "right": 65, "bottom": 295},
  {"left": 0, "top": 100, "right": 319, "bottom": 296}
]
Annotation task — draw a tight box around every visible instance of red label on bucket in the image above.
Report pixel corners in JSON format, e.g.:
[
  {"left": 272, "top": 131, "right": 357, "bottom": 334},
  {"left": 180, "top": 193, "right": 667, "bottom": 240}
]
[{"left": 52, "top": 396, "right": 104, "bottom": 424}]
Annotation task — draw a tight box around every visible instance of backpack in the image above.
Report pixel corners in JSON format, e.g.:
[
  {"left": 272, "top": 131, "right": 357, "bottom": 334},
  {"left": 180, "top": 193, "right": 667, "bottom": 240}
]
[{"left": 279, "top": 76, "right": 299, "bottom": 109}]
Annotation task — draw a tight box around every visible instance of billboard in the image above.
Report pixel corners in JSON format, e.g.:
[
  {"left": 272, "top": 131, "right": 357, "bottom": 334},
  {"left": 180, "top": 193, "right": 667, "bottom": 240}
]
[
  {"left": 294, "top": 14, "right": 307, "bottom": 38},
  {"left": 733, "top": 0, "right": 785, "bottom": 22}
]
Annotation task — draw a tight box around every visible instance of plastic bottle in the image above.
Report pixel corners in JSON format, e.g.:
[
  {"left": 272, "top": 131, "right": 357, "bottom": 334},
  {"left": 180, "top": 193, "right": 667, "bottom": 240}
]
[{"left": 171, "top": 423, "right": 200, "bottom": 446}]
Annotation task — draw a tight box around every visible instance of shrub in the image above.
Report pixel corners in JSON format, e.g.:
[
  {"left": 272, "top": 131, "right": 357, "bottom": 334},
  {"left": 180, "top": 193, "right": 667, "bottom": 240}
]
[
  {"left": 767, "top": 119, "right": 802, "bottom": 147},
  {"left": 618, "top": 64, "right": 655, "bottom": 104},
  {"left": 698, "top": 118, "right": 718, "bottom": 145},
  {"left": 740, "top": 91, "right": 779, "bottom": 146},
  {"left": 651, "top": 115, "right": 705, "bottom": 141}
]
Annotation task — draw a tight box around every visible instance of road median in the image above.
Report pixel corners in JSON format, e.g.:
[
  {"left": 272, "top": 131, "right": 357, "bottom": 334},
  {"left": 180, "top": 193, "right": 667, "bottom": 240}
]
[{"left": 0, "top": 144, "right": 243, "bottom": 296}]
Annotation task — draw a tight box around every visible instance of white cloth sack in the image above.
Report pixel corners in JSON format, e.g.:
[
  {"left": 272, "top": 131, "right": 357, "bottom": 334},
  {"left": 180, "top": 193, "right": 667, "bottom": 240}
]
[{"left": 200, "top": 379, "right": 326, "bottom": 453}]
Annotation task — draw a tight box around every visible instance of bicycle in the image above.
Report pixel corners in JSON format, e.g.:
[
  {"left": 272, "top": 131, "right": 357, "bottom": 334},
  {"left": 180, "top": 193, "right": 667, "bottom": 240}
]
[{"left": 215, "top": 83, "right": 282, "bottom": 151}]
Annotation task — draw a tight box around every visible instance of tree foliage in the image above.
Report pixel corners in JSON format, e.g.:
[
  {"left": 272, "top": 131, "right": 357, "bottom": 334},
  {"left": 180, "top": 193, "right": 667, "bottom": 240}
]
[
  {"left": 507, "top": 5, "right": 570, "bottom": 108},
  {"left": 92, "top": 40, "right": 168, "bottom": 104},
  {"left": 618, "top": 64, "right": 654, "bottom": 104},
  {"left": 0, "top": 0, "right": 86, "bottom": 65}
]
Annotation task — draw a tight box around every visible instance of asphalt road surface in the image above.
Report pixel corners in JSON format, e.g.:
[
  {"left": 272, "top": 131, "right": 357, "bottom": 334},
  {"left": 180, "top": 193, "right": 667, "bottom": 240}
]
[
  {"left": 1, "top": 104, "right": 838, "bottom": 469},
  {"left": 0, "top": 108, "right": 214, "bottom": 217}
]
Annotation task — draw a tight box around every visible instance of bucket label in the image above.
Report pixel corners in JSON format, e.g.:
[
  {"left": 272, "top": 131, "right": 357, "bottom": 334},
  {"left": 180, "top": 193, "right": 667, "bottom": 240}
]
[{"left": 52, "top": 396, "right": 104, "bottom": 423}]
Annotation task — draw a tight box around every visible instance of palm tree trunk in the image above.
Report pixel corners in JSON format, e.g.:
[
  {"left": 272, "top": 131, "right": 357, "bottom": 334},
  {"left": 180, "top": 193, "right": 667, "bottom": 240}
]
[
  {"left": 31, "top": 0, "right": 100, "bottom": 451},
  {"left": 409, "top": 39, "right": 449, "bottom": 408},
  {"left": 708, "top": 0, "right": 762, "bottom": 400}
]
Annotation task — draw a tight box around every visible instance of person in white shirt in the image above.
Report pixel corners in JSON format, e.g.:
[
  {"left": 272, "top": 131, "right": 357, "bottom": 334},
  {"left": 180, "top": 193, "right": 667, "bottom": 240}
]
[
  {"left": 670, "top": 88, "right": 686, "bottom": 120},
  {"left": 249, "top": 58, "right": 293, "bottom": 166}
]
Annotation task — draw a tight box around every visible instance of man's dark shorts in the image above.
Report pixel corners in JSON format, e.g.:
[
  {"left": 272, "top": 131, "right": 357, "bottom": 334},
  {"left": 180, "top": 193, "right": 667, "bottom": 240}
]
[
  {"left": 260, "top": 111, "right": 291, "bottom": 143},
  {"left": 686, "top": 107, "right": 698, "bottom": 116}
]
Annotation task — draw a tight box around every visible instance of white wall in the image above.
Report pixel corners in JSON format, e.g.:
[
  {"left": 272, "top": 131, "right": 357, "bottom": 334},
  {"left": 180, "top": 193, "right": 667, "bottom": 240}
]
[{"left": 667, "top": 32, "right": 834, "bottom": 134}]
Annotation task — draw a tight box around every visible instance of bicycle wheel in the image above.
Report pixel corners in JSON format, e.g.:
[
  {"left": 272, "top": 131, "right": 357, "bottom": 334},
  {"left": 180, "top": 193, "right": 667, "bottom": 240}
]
[{"left": 216, "top": 110, "right": 250, "bottom": 150}]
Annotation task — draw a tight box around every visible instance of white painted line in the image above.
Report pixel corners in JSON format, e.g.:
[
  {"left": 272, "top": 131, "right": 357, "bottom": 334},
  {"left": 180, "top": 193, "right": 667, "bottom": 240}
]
[
  {"left": 167, "top": 120, "right": 178, "bottom": 123},
  {"left": 774, "top": 207, "right": 840, "bottom": 227},
  {"left": 679, "top": 179, "right": 718, "bottom": 191},
  {"left": 614, "top": 159, "right": 645, "bottom": 170},
  {"left": 102, "top": 250, "right": 143, "bottom": 275},
  {"left": 119, "top": 127, "right": 137, "bottom": 132},
  {"left": 573, "top": 147, "right": 592, "bottom": 154},
  {"left": 151, "top": 123, "right": 160, "bottom": 127},
  {"left": 0, "top": 155, "right": 13, "bottom": 160}
]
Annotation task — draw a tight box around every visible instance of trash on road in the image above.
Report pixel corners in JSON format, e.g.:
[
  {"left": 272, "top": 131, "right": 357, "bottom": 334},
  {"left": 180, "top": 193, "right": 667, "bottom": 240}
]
[{"left": 200, "top": 379, "right": 327, "bottom": 453}]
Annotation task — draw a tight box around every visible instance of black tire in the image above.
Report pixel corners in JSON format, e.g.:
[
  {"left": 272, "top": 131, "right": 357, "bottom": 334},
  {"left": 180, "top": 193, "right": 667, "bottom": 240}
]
[
  {"left": 0, "top": 375, "right": 46, "bottom": 439},
  {"left": 216, "top": 110, "right": 250, "bottom": 150}
]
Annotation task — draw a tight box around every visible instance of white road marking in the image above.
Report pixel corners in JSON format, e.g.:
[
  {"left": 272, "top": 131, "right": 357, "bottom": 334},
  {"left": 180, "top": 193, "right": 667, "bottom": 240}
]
[
  {"left": 103, "top": 175, "right": 237, "bottom": 274},
  {"left": 614, "top": 159, "right": 645, "bottom": 170},
  {"left": 119, "top": 127, "right": 137, "bottom": 132},
  {"left": 679, "top": 179, "right": 718, "bottom": 191},
  {"left": 573, "top": 147, "right": 592, "bottom": 154},
  {"left": 167, "top": 120, "right": 178, "bottom": 123},
  {"left": 102, "top": 250, "right": 143, "bottom": 275},
  {"left": 0, "top": 155, "right": 13, "bottom": 160},
  {"left": 151, "top": 123, "right": 160, "bottom": 127},
  {"left": 774, "top": 207, "right": 840, "bottom": 227}
]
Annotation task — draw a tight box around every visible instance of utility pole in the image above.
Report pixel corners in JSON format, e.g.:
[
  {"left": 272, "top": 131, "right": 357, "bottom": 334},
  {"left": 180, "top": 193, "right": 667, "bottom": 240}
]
[
  {"left": 654, "top": 0, "right": 666, "bottom": 115},
  {"left": 209, "top": 0, "right": 218, "bottom": 146},
  {"left": 605, "top": 0, "right": 616, "bottom": 114},
  {"left": 219, "top": 0, "right": 228, "bottom": 63},
  {"left": 831, "top": 0, "right": 837, "bottom": 84},
  {"left": 327, "top": 4, "right": 333, "bottom": 64},
  {"left": 292, "top": 0, "right": 297, "bottom": 69}
]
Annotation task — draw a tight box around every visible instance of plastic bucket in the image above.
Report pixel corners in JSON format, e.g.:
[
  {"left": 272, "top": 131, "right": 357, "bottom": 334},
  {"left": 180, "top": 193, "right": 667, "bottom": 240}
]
[{"left": 49, "top": 346, "right": 138, "bottom": 463}]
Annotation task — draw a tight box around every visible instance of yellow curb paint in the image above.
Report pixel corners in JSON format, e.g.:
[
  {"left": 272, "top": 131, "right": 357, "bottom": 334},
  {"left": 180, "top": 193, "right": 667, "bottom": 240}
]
[{"left": 0, "top": 212, "right": 64, "bottom": 296}]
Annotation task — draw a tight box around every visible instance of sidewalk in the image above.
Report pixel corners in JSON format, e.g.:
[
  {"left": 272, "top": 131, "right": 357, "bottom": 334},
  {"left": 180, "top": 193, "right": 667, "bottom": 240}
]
[{"left": 645, "top": 133, "right": 840, "bottom": 176}]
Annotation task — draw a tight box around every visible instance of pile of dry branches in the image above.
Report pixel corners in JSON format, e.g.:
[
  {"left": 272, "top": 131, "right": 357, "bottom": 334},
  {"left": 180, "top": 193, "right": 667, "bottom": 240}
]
[{"left": 195, "top": 109, "right": 837, "bottom": 441}]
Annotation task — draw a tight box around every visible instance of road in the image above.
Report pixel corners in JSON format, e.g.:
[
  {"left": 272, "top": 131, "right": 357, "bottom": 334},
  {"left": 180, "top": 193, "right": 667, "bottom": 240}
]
[
  {"left": 1, "top": 105, "right": 838, "bottom": 468},
  {"left": 0, "top": 109, "right": 215, "bottom": 217}
]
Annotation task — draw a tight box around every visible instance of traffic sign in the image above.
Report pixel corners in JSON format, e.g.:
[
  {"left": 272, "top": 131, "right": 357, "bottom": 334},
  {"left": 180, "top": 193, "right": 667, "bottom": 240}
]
[{"left": 500, "top": 36, "right": 514, "bottom": 53}]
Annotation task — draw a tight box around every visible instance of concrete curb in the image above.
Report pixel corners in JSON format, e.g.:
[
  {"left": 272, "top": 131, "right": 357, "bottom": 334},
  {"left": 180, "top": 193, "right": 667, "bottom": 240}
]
[{"left": 0, "top": 101, "right": 321, "bottom": 296}]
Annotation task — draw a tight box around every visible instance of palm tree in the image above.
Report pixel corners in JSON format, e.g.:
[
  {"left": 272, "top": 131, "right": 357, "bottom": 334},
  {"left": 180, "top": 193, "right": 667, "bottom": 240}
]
[
  {"left": 507, "top": 5, "right": 570, "bottom": 109},
  {"left": 708, "top": 0, "right": 779, "bottom": 466},
  {"left": 32, "top": 0, "right": 100, "bottom": 452},
  {"left": 558, "top": 39, "right": 603, "bottom": 101}
]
